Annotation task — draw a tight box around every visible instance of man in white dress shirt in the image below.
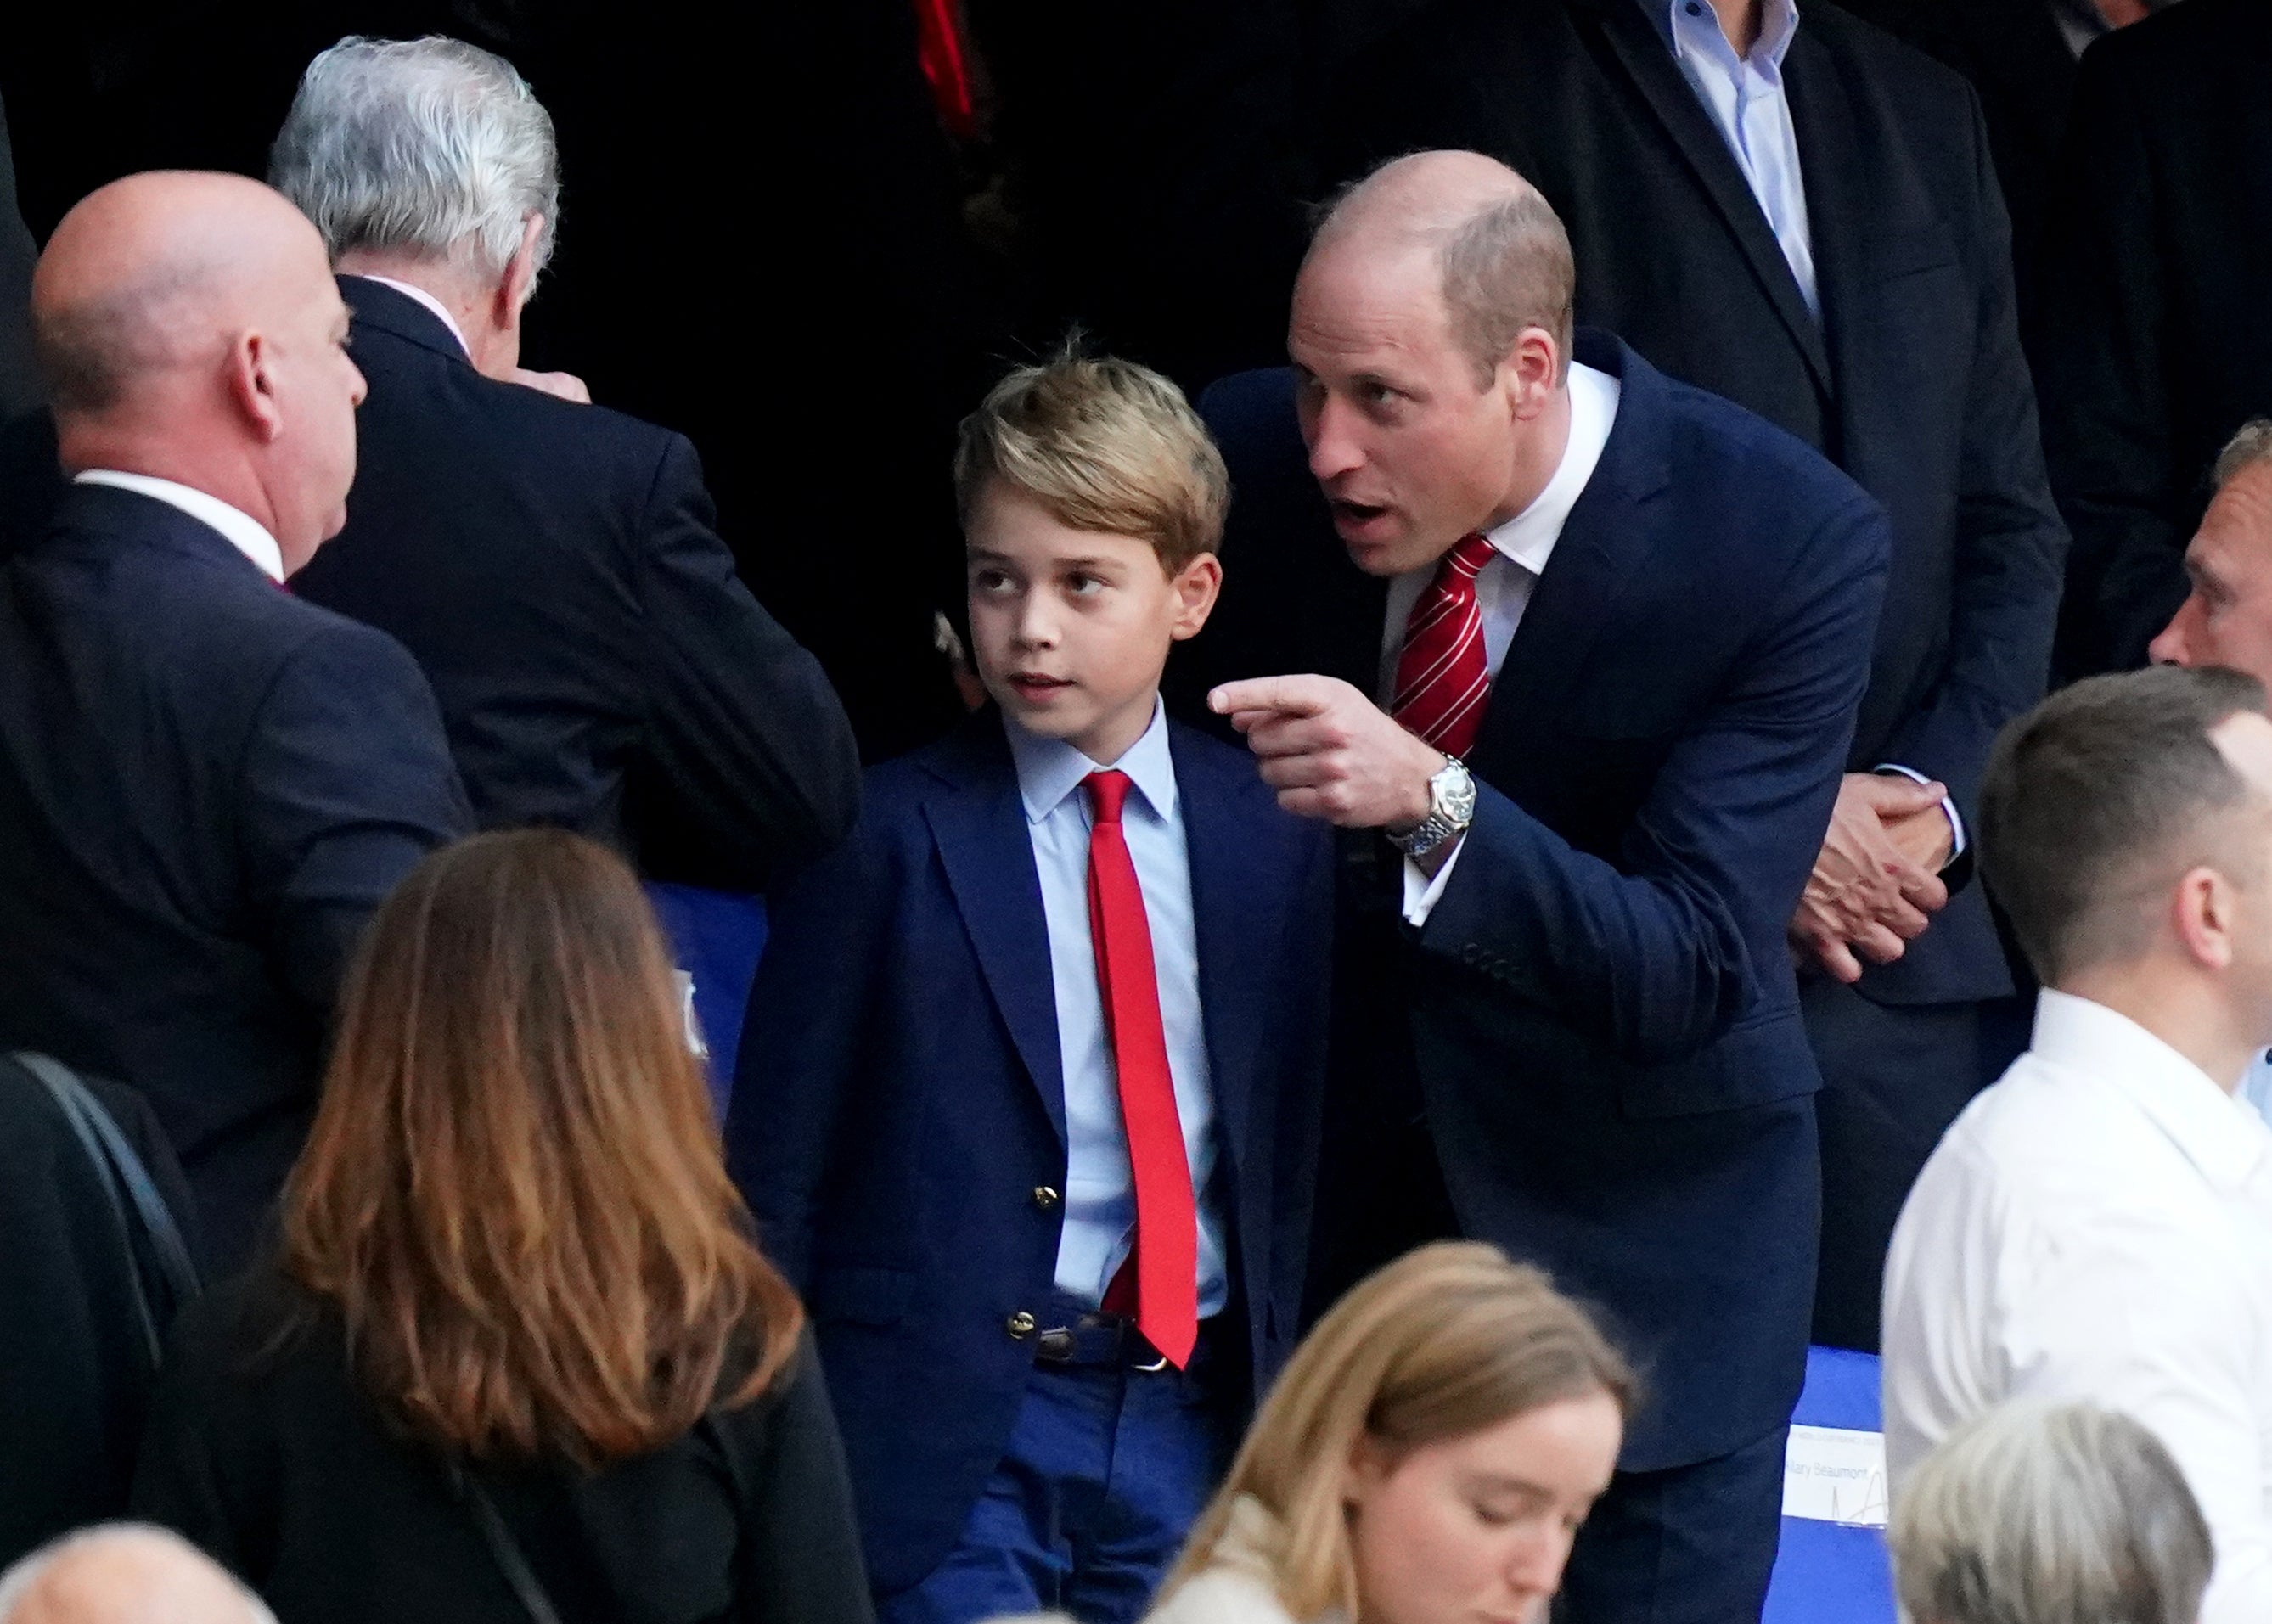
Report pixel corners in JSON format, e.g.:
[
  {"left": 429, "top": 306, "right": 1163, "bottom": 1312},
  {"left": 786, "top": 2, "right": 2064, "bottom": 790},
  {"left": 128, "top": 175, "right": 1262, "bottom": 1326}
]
[{"left": 1883, "top": 664, "right": 2272, "bottom": 1624}]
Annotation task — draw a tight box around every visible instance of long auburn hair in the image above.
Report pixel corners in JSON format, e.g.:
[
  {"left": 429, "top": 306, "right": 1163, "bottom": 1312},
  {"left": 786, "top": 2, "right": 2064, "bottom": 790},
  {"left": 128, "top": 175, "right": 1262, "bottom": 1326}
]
[
  {"left": 281, "top": 829, "right": 803, "bottom": 1467},
  {"left": 1159, "top": 1241, "right": 1635, "bottom": 1621}
]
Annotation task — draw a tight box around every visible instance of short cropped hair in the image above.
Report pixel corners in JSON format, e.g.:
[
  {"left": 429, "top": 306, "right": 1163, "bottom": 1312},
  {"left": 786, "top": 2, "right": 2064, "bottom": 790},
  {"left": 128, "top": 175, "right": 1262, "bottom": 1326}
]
[
  {"left": 1437, "top": 188, "right": 1576, "bottom": 387},
  {"left": 1890, "top": 1402, "right": 2213, "bottom": 1624},
  {"left": 2213, "top": 418, "right": 2272, "bottom": 493},
  {"left": 270, "top": 36, "right": 560, "bottom": 283},
  {"left": 1979, "top": 664, "right": 2269, "bottom": 984},
  {"left": 953, "top": 349, "right": 1229, "bottom": 574},
  {"left": 1314, "top": 160, "right": 1577, "bottom": 387}
]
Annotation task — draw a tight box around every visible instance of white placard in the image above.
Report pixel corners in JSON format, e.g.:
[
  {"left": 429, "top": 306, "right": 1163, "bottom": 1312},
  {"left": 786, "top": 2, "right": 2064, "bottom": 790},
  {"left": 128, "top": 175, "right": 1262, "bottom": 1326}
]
[{"left": 1783, "top": 1424, "right": 1889, "bottom": 1528}]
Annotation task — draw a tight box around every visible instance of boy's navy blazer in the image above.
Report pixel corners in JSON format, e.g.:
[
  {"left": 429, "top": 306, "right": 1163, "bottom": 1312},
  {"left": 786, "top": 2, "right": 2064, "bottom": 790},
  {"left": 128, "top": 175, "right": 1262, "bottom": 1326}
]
[
  {"left": 725, "top": 711, "right": 1333, "bottom": 1594},
  {"left": 1179, "top": 332, "right": 1893, "bottom": 1472}
]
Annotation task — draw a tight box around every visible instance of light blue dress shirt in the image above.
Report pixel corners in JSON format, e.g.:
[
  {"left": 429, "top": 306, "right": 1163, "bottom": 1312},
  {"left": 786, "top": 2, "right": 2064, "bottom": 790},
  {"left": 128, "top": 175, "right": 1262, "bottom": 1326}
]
[
  {"left": 1003, "top": 701, "right": 1228, "bottom": 1317},
  {"left": 1650, "top": 0, "right": 1818, "bottom": 317},
  {"left": 1645, "top": 0, "right": 1968, "bottom": 865}
]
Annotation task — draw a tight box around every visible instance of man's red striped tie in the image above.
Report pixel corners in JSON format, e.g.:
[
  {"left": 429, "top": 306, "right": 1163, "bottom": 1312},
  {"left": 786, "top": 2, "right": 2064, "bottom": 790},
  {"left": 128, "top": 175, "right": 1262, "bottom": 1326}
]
[
  {"left": 1083, "top": 769, "right": 1198, "bottom": 1369},
  {"left": 1392, "top": 531, "right": 1499, "bottom": 759}
]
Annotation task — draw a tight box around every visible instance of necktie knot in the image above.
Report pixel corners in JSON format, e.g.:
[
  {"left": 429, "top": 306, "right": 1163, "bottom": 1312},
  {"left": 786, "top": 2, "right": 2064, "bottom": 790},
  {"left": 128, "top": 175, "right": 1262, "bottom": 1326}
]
[
  {"left": 1441, "top": 531, "right": 1498, "bottom": 586},
  {"left": 1084, "top": 769, "right": 1133, "bottom": 825}
]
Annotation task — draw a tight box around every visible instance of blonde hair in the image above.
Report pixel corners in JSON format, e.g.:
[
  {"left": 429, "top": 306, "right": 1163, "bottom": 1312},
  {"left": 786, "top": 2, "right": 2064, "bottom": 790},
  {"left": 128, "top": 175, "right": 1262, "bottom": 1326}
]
[
  {"left": 1159, "top": 1242, "right": 1634, "bottom": 1621},
  {"left": 1889, "top": 1402, "right": 2213, "bottom": 1624},
  {"left": 953, "top": 346, "right": 1230, "bottom": 573}
]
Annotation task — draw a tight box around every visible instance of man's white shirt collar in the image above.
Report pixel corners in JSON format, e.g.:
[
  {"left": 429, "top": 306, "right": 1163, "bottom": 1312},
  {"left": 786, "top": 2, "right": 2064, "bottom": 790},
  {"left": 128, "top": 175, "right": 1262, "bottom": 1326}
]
[
  {"left": 1474, "top": 359, "right": 1620, "bottom": 577},
  {"left": 1004, "top": 697, "right": 1178, "bottom": 827},
  {"left": 72, "top": 470, "right": 284, "bottom": 583},
  {"left": 355, "top": 273, "right": 473, "bottom": 360},
  {"left": 2030, "top": 988, "right": 2272, "bottom": 1197}
]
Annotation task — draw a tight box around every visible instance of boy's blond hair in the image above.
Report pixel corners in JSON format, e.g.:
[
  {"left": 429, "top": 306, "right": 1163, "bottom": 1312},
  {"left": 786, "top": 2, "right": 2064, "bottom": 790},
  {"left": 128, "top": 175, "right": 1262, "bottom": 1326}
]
[{"left": 953, "top": 349, "right": 1230, "bottom": 573}]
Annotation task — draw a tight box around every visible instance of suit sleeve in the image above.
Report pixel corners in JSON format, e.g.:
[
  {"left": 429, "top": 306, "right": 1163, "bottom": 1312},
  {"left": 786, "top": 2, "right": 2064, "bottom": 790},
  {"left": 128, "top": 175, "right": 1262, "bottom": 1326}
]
[
  {"left": 633, "top": 435, "right": 862, "bottom": 892},
  {"left": 723, "top": 816, "right": 890, "bottom": 1290},
  {"left": 1881, "top": 87, "right": 2067, "bottom": 812},
  {"left": 2039, "top": 46, "right": 2186, "bottom": 673},
  {"left": 239, "top": 621, "right": 470, "bottom": 1015},
  {"left": 725, "top": 1335, "right": 876, "bottom": 1624},
  {"left": 1416, "top": 496, "right": 1890, "bottom": 1065}
]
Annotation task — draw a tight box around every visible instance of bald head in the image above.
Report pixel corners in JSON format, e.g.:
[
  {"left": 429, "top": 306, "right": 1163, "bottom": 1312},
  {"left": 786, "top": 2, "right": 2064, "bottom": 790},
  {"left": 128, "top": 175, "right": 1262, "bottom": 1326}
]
[
  {"left": 30, "top": 171, "right": 368, "bottom": 571},
  {"left": 0, "top": 1526, "right": 273, "bottom": 1624},
  {"left": 34, "top": 172, "right": 331, "bottom": 417},
  {"left": 1308, "top": 150, "right": 1575, "bottom": 388}
]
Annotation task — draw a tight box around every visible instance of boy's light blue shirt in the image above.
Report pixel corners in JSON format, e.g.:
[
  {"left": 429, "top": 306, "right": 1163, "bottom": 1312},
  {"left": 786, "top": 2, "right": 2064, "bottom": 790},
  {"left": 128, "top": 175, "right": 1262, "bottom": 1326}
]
[{"left": 1002, "top": 699, "right": 1229, "bottom": 1317}]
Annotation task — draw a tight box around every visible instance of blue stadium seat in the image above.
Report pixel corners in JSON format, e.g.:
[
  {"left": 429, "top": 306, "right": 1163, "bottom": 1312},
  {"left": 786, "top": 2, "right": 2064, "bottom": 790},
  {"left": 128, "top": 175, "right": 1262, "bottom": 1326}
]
[
  {"left": 1762, "top": 1346, "right": 1898, "bottom": 1624},
  {"left": 643, "top": 883, "right": 768, "bottom": 1118}
]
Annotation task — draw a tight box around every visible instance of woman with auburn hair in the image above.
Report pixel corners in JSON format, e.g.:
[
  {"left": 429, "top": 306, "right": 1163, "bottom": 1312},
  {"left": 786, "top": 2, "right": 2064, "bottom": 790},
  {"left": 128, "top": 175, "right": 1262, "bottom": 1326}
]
[
  {"left": 130, "top": 829, "right": 871, "bottom": 1624},
  {"left": 1144, "top": 1242, "right": 1631, "bottom": 1624}
]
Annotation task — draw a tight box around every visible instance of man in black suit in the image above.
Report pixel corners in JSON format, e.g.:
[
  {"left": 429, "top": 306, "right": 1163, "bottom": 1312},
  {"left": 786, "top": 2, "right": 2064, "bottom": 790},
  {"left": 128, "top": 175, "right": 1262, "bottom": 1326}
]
[
  {"left": 265, "top": 37, "right": 858, "bottom": 892},
  {"left": 1329, "top": 0, "right": 2068, "bottom": 1360},
  {"left": 0, "top": 171, "right": 469, "bottom": 1269},
  {"left": 2039, "top": 0, "right": 2272, "bottom": 677},
  {"left": 1193, "top": 153, "right": 1888, "bottom": 1624}
]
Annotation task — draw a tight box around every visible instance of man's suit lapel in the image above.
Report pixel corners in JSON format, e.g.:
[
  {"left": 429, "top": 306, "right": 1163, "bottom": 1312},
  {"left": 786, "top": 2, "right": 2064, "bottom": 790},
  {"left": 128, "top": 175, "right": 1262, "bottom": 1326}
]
[
  {"left": 1567, "top": 0, "right": 1833, "bottom": 400},
  {"left": 1170, "top": 728, "right": 1271, "bottom": 1187},
  {"left": 1471, "top": 339, "right": 1672, "bottom": 770},
  {"left": 920, "top": 720, "right": 1068, "bottom": 1144},
  {"left": 1785, "top": 26, "right": 1901, "bottom": 472}
]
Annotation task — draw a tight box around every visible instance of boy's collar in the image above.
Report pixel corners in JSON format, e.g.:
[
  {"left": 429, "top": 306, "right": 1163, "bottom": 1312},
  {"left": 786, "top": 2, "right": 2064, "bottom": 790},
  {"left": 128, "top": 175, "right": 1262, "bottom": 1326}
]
[{"left": 1002, "top": 697, "right": 1178, "bottom": 825}]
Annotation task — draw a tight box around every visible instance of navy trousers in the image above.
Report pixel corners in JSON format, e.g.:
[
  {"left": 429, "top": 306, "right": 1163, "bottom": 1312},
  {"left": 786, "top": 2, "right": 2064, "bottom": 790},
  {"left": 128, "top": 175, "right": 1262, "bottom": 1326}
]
[
  {"left": 1556, "top": 1425, "right": 1790, "bottom": 1624},
  {"left": 877, "top": 1312, "right": 1229, "bottom": 1624}
]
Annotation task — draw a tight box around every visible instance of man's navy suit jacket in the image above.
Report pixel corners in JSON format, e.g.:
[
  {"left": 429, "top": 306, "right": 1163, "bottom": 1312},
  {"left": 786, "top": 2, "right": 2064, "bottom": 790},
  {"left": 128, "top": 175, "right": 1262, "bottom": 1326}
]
[
  {"left": 1320, "top": 0, "right": 2068, "bottom": 1009},
  {"left": 290, "top": 277, "right": 860, "bottom": 893},
  {"left": 724, "top": 711, "right": 1333, "bottom": 1593},
  {"left": 1182, "top": 334, "right": 1891, "bottom": 1469},
  {"left": 0, "top": 484, "right": 469, "bottom": 1268}
]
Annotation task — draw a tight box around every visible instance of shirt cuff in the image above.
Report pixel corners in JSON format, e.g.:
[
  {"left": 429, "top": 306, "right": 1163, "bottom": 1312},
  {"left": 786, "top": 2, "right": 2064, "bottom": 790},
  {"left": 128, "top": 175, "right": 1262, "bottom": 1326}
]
[
  {"left": 1401, "top": 835, "right": 1467, "bottom": 927},
  {"left": 1876, "top": 762, "right": 1967, "bottom": 863}
]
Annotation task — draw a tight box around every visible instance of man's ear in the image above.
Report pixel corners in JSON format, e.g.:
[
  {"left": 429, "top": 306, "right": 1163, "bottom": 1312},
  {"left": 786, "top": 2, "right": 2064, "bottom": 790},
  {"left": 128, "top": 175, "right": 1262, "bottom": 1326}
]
[
  {"left": 1168, "top": 551, "right": 1224, "bottom": 641},
  {"left": 2174, "top": 865, "right": 2241, "bottom": 972},
  {"left": 1499, "top": 325, "right": 1562, "bottom": 422},
  {"left": 228, "top": 330, "right": 285, "bottom": 443},
  {"left": 493, "top": 212, "right": 546, "bottom": 329}
]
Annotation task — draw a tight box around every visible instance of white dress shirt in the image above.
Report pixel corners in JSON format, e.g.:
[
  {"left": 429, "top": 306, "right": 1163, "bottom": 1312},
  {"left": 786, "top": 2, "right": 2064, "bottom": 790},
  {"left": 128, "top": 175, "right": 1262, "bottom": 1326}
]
[
  {"left": 1004, "top": 700, "right": 1228, "bottom": 1316},
  {"left": 352, "top": 273, "right": 473, "bottom": 358},
  {"left": 71, "top": 470, "right": 284, "bottom": 582},
  {"left": 1883, "top": 991, "right": 2272, "bottom": 1624},
  {"left": 1381, "top": 361, "right": 1622, "bottom": 926},
  {"left": 1652, "top": 0, "right": 1817, "bottom": 315}
]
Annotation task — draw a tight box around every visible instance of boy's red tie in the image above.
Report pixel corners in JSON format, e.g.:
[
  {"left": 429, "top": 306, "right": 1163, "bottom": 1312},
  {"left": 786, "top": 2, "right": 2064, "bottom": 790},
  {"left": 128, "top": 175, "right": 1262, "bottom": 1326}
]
[
  {"left": 1083, "top": 769, "right": 1199, "bottom": 1369},
  {"left": 1392, "top": 531, "right": 1499, "bottom": 759}
]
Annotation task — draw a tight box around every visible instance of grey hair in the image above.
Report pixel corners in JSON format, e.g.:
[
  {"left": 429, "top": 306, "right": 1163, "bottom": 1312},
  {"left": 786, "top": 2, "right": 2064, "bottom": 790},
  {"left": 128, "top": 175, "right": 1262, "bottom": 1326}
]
[
  {"left": 1888, "top": 1402, "right": 2213, "bottom": 1624},
  {"left": 2213, "top": 418, "right": 2272, "bottom": 493},
  {"left": 269, "top": 36, "right": 559, "bottom": 284},
  {"left": 0, "top": 1524, "right": 277, "bottom": 1621}
]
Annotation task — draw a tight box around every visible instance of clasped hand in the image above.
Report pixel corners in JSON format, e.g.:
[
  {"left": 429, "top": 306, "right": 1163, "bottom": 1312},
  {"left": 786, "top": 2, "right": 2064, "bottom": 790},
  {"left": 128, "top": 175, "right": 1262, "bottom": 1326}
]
[
  {"left": 1790, "top": 772, "right": 1954, "bottom": 984},
  {"left": 1208, "top": 675, "right": 1442, "bottom": 830}
]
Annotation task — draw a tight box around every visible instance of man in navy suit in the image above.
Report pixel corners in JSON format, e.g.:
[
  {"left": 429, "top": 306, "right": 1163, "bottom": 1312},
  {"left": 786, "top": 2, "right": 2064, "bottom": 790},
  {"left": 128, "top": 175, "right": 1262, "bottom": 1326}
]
[
  {"left": 727, "top": 351, "right": 1332, "bottom": 1621},
  {"left": 269, "top": 37, "right": 858, "bottom": 891},
  {"left": 1189, "top": 153, "right": 1887, "bottom": 1623},
  {"left": 0, "top": 171, "right": 469, "bottom": 1270}
]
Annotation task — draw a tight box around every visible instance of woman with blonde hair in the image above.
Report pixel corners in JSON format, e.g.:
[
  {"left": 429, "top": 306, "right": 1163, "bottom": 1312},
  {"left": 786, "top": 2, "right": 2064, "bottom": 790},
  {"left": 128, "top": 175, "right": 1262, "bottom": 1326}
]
[
  {"left": 131, "top": 829, "right": 871, "bottom": 1622},
  {"left": 1147, "top": 1241, "right": 1632, "bottom": 1624}
]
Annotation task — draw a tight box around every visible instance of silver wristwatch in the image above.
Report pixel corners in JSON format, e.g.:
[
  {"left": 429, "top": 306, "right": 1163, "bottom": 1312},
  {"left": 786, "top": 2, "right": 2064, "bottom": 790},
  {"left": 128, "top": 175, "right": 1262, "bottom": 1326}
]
[{"left": 1386, "top": 757, "right": 1477, "bottom": 860}]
